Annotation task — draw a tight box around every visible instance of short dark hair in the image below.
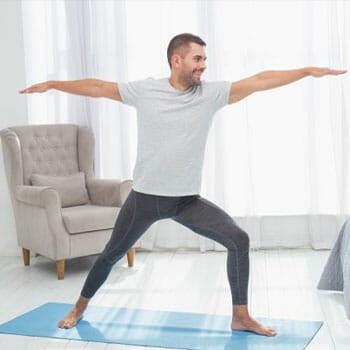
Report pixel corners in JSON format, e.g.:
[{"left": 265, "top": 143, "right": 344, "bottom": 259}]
[{"left": 167, "top": 33, "right": 206, "bottom": 68}]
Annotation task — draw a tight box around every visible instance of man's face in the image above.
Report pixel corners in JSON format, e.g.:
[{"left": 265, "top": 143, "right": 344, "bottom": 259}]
[{"left": 177, "top": 43, "right": 207, "bottom": 87}]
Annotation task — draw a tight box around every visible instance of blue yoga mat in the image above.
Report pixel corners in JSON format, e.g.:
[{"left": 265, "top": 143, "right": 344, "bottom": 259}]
[{"left": 0, "top": 303, "right": 322, "bottom": 350}]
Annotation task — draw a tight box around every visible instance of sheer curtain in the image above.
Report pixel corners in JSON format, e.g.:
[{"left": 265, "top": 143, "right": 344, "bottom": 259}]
[{"left": 21, "top": 0, "right": 349, "bottom": 251}]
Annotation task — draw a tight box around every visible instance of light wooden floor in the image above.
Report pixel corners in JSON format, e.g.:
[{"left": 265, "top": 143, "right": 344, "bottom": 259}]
[{"left": 0, "top": 249, "right": 349, "bottom": 350}]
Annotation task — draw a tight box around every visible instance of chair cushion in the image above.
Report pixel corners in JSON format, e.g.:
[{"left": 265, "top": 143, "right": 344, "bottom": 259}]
[
  {"left": 62, "top": 204, "right": 120, "bottom": 234},
  {"left": 31, "top": 172, "right": 89, "bottom": 207}
]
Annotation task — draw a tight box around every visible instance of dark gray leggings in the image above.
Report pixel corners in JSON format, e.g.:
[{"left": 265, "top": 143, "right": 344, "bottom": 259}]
[{"left": 81, "top": 189, "right": 250, "bottom": 305}]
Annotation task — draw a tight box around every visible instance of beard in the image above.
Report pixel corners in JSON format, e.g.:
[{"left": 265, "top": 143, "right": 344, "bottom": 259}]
[{"left": 179, "top": 69, "right": 203, "bottom": 88}]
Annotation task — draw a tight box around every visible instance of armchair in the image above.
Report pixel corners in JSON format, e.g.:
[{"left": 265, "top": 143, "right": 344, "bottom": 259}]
[{"left": 0, "top": 124, "right": 134, "bottom": 279}]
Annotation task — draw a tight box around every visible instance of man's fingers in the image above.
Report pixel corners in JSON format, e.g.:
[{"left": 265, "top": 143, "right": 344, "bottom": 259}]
[
  {"left": 327, "top": 68, "right": 347, "bottom": 75},
  {"left": 19, "top": 86, "right": 35, "bottom": 94},
  {"left": 332, "top": 69, "right": 347, "bottom": 75},
  {"left": 313, "top": 68, "right": 347, "bottom": 77},
  {"left": 19, "top": 88, "right": 31, "bottom": 94},
  {"left": 19, "top": 85, "right": 45, "bottom": 94}
]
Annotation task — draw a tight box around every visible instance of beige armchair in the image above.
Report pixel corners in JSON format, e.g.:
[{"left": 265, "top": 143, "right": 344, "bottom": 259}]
[{"left": 0, "top": 124, "right": 135, "bottom": 279}]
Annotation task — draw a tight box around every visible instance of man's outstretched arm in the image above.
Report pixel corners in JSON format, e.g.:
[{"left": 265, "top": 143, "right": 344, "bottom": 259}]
[
  {"left": 229, "top": 67, "right": 347, "bottom": 104},
  {"left": 19, "top": 79, "right": 122, "bottom": 102}
]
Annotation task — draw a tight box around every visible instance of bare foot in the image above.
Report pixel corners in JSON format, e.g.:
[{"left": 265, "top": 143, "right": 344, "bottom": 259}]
[
  {"left": 58, "top": 296, "right": 89, "bottom": 329},
  {"left": 58, "top": 307, "right": 84, "bottom": 329},
  {"left": 232, "top": 317, "right": 277, "bottom": 336}
]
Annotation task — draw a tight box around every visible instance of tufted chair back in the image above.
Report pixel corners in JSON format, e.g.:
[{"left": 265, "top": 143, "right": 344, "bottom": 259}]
[{"left": 1, "top": 124, "right": 95, "bottom": 200}]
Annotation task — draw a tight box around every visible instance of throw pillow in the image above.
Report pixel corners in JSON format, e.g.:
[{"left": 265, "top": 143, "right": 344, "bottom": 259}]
[{"left": 31, "top": 172, "right": 89, "bottom": 207}]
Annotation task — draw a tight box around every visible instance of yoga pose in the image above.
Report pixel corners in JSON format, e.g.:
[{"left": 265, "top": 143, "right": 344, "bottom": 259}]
[{"left": 20, "top": 33, "right": 346, "bottom": 337}]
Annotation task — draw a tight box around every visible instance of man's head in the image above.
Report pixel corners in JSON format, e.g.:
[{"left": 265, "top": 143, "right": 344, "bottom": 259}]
[{"left": 167, "top": 33, "right": 207, "bottom": 87}]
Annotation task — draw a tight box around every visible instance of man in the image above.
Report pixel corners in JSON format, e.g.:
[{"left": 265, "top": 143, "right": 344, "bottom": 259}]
[{"left": 20, "top": 33, "right": 346, "bottom": 337}]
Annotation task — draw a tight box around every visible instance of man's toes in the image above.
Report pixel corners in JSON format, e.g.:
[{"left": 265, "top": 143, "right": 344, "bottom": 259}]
[
  {"left": 64, "top": 321, "right": 74, "bottom": 329},
  {"left": 58, "top": 319, "right": 73, "bottom": 329},
  {"left": 60, "top": 321, "right": 68, "bottom": 329},
  {"left": 266, "top": 328, "right": 277, "bottom": 336}
]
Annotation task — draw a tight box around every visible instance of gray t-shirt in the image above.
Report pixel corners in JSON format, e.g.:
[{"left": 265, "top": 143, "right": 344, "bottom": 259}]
[{"left": 118, "top": 77, "right": 231, "bottom": 196}]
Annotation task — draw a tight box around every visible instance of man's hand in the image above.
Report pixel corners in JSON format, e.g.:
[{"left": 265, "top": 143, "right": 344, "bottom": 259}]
[
  {"left": 19, "top": 81, "right": 51, "bottom": 94},
  {"left": 307, "top": 67, "right": 347, "bottom": 77}
]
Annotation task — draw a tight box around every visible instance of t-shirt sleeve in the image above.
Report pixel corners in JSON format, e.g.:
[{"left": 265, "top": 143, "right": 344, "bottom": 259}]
[
  {"left": 118, "top": 79, "right": 146, "bottom": 107},
  {"left": 205, "top": 81, "right": 232, "bottom": 110}
]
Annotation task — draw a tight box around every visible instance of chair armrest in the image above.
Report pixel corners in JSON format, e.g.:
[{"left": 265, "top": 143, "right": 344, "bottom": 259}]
[
  {"left": 87, "top": 178, "right": 121, "bottom": 206},
  {"left": 87, "top": 178, "right": 133, "bottom": 207},
  {"left": 120, "top": 179, "right": 133, "bottom": 205},
  {"left": 15, "top": 185, "right": 61, "bottom": 208}
]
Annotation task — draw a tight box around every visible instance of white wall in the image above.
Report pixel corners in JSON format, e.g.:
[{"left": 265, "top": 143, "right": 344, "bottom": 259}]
[{"left": 0, "top": 0, "right": 27, "bottom": 256}]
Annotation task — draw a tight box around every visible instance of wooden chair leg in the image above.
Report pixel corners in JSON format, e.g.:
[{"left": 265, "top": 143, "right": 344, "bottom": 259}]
[
  {"left": 127, "top": 247, "right": 135, "bottom": 267},
  {"left": 56, "top": 260, "right": 65, "bottom": 280},
  {"left": 22, "top": 248, "right": 30, "bottom": 266}
]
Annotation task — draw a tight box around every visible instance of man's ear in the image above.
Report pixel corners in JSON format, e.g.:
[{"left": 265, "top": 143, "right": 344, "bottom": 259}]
[{"left": 172, "top": 54, "right": 182, "bottom": 68}]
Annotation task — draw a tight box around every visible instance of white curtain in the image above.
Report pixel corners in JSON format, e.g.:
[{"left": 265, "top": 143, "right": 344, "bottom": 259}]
[{"left": 21, "top": 0, "right": 350, "bottom": 250}]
